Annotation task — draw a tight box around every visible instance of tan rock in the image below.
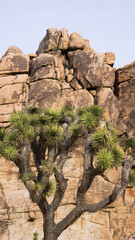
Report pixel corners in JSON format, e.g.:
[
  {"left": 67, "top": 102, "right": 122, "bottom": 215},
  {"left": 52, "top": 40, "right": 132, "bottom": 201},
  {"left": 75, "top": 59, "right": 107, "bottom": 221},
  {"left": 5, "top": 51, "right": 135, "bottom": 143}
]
[
  {"left": 3, "top": 46, "right": 22, "bottom": 57},
  {"left": 0, "top": 74, "right": 29, "bottom": 88},
  {"left": 30, "top": 54, "right": 55, "bottom": 72},
  {"left": 69, "top": 78, "right": 82, "bottom": 90},
  {"left": 61, "top": 89, "right": 94, "bottom": 109},
  {"left": 116, "top": 61, "right": 135, "bottom": 84},
  {"left": 58, "top": 28, "right": 69, "bottom": 50},
  {"left": 0, "top": 104, "right": 14, "bottom": 115},
  {"left": 96, "top": 88, "right": 119, "bottom": 124},
  {"left": 68, "top": 32, "right": 86, "bottom": 50},
  {"left": 28, "top": 53, "right": 37, "bottom": 60},
  {"left": 116, "top": 78, "right": 135, "bottom": 136},
  {"left": 28, "top": 79, "right": 61, "bottom": 108},
  {"left": 36, "top": 28, "right": 59, "bottom": 55},
  {"left": 105, "top": 52, "right": 115, "bottom": 66},
  {"left": 0, "top": 83, "right": 27, "bottom": 104},
  {"left": 85, "top": 175, "right": 114, "bottom": 204},
  {"left": 60, "top": 82, "right": 70, "bottom": 90},
  {"left": 0, "top": 54, "right": 30, "bottom": 75},
  {"left": 69, "top": 69, "right": 74, "bottom": 74},
  {"left": 68, "top": 51, "right": 115, "bottom": 88},
  {"left": 67, "top": 74, "right": 73, "bottom": 82},
  {"left": 124, "top": 188, "right": 135, "bottom": 206},
  {"left": 30, "top": 66, "right": 56, "bottom": 82}
]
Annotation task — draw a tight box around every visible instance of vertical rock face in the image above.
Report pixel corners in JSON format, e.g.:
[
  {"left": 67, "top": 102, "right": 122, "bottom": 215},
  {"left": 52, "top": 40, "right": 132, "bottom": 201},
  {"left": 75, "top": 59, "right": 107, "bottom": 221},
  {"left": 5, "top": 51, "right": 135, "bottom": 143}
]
[
  {"left": 0, "top": 29, "right": 135, "bottom": 240},
  {"left": 0, "top": 46, "right": 29, "bottom": 127},
  {"left": 115, "top": 61, "right": 135, "bottom": 136}
]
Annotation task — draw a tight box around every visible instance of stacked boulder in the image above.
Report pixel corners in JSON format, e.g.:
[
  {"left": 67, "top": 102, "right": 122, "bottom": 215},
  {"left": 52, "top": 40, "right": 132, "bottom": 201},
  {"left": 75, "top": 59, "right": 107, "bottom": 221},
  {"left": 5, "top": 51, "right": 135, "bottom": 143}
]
[
  {"left": 29, "top": 28, "right": 118, "bottom": 124},
  {"left": 0, "top": 46, "right": 30, "bottom": 126},
  {"left": 0, "top": 28, "right": 135, "bottom": 240}
]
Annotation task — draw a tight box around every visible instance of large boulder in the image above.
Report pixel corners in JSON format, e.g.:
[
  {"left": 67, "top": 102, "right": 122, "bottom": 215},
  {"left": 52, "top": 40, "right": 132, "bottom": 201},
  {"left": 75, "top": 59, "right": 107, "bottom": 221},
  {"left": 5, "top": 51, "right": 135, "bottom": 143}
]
[
  {"left": 115, "top": 62, "right": 135, "bottom": 136},
  {"left": 68, "top": 51, "right": 115, "bottom": 88},
  {"left": 96, "top": 87, "right": 119, "bottom": 123},
  {"left": 68, "top": 32, "right": 88, "bottom": 50},
  {"left": 28, "top": 79, "right": 94, "bottom": 109},
  {"left": 36, "top": 28, "right": 59, "bottom": 55},
  {"left": 3, "top": 45, "right": 22, "bottom": 57},
  {"left": 0, "top": 54, "right": 29, "bottom": 75},
  {"left": 116, "top": 61, "right": 135, "bottom": 84},
  {"left": 116, "top": 79, "right": 135, "bottom": 136},
  {"left": 58, "top": 28, "right": 69, "bottom": 50}
]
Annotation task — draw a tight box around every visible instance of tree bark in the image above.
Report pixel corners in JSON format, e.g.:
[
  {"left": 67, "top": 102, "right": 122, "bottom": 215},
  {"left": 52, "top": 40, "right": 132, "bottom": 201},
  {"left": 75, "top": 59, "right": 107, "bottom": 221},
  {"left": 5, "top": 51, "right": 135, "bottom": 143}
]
[{"left": 42, "top": 211, "right": 57, "bottom": 240}]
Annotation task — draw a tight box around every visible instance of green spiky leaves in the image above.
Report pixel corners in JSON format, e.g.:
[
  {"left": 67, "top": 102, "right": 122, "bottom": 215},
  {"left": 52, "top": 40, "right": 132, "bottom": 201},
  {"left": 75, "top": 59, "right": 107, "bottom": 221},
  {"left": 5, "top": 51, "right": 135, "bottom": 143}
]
[
  {"left": 69, "top": 123, "right": 81, "bottom": 136},
  {"left": 92, "top": 126, "right": 117, "bottom": 149},
  {"left": 10, "top": 112, "right": 35, "bottom": 142},
  {"left": 111, "top": 145, "right": 125, "bottom": 165},
  {"left": 43, "top": 179, "right": 57, "bottom": 197},
  {"left": 22, "top": 173, "right": 35, "bottom": 182},
  {"left": 79, "top": 105, "right": 104, "bottom": 131},
  {"left": 96, "top": 145, "right": 124, "bottom": 172},
  {"left": 0, "top": 128, "right": 6, "bottom": 141},
  {"left": 81, "top": 112, "right": 96, "bottom": 130},
  {"left": 2, "top": 145, "right": 18, "bottom": 160},
  {"left": 96, "top": 149, "right": 114, "bottom": 172},
  {"left": 45, "top": 124, "right": 63, "bottom": 146}
]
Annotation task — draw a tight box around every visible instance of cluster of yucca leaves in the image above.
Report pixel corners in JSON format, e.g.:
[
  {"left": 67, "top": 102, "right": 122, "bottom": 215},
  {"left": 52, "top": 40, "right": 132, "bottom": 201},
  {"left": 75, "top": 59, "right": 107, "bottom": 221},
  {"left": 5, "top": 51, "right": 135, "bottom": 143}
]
[{"left": 0, "top": 104, "right": 135, "bottom": 188}]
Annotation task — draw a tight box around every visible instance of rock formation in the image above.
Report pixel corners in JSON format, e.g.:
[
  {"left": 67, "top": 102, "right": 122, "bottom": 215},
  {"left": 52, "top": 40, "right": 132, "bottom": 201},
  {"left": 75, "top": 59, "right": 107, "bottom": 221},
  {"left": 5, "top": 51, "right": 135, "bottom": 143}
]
[{"left": 0, "top": 28, "right": 135, "bottom": 240}]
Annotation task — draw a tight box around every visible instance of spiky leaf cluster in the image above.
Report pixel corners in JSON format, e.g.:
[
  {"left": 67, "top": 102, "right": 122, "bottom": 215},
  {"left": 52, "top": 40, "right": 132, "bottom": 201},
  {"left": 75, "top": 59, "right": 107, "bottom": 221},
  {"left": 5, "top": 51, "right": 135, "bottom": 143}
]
[
  {"left": 92, "top": 126, "right": 117, "bottom": 149},
  {"left": 34, "top": 182, "right": 42, "bottom": 191},
  {"left": 111, "top": 145, "right": 125, "bottom": 165},
  {"left": 78, "top": 105, "right": 104, "bottom": 131},
  {"left": 96, "top": 149, "right": 114, "bottom": 172},
  {"left": 0, "top": 128, "right": 6, "bottom": 141},
  {"left": 44, "top": 124, "right": 63, "bottom": 146},
  {"left": 10, "top": 112, "right": 35, "bottom": 142},
  {"left": 43, "top": 179, "right": 56, "bottom": 197},
  {"left": 96, "top": 145, "right": 124, "bottom": 172},
  {"left": 69, "top": 123, "right": 81, "bottom": 136},
  {"left": 22, "top": 173, "right": 35, "bottom": 182},
  {"left": 1, "top": 145, "right": 18, "bottom": 160}
]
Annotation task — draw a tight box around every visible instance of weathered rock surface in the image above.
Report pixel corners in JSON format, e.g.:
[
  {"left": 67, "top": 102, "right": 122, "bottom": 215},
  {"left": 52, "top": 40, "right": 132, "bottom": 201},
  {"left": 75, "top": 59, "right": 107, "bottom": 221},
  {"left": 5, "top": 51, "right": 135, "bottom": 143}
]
[
  {"left": 3, "top": 45, "right": 22, "bottom": 57},
  {"left": 96, "top": 87, "right": 119, "bottom": 123},
  {"left": 36, "top": 28, "right": 60, "bottom": 55},
  {"left": 68, "top": 51, "right": 115, "bottom": 88},
  {"left": 68, "top": 32, "right": 87, "bottom": 50},
  {"left": 116, "top": 62, "right": 135, "bottom": 136},
  {"left": 0, "top": 28, "right": 135, "bottom": 240},
  {"left": 0, "top": 54, "right": 29, "bottom": 75},
  {"left": 58, "top": 28, "right": 69, "bottom": 50}
]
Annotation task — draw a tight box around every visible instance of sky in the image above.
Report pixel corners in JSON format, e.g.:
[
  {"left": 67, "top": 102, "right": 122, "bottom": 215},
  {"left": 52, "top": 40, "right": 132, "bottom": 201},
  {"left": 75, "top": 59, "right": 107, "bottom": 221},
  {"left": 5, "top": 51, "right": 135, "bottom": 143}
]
[{"left": 0, "top": 0, "right": 135, "bottom": 68}]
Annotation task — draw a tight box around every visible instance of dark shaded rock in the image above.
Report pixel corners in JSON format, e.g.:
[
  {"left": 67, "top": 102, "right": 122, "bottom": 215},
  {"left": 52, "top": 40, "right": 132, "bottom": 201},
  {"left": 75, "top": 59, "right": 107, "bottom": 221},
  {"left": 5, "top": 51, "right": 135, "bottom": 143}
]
[
  {"left": 36, "top": 28, "right": 59, "bottom": 55},
  {"left": 68, "top": 51, "right": 115, "bottom": 89},
  {"left": 116, "top": 61, "right": 135, "bottom": 84},
  {"left": 58, "top": 28, "right": 69, "bottom": 50},
  {"left": 116, "top": 79, "right": 135, "bottom": 136},
  {"left": 0, "top": 54, "right": 29, "bottom": 75},
  {"left": 28, "top": 79, "right": 61, "bottom": 108},
  {"left": 96, "top": 88, "right": 119, "bottom": 124},
  {"left": 30, "top": 53, "right": 55, "bottom": 81}
]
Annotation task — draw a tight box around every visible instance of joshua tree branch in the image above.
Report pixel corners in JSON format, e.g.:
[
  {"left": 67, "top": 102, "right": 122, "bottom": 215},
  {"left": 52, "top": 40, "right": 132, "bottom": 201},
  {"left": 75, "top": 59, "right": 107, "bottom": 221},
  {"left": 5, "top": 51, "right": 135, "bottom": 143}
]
[{"left": 51, "top": 171, "right": 68, "bottom": 212}]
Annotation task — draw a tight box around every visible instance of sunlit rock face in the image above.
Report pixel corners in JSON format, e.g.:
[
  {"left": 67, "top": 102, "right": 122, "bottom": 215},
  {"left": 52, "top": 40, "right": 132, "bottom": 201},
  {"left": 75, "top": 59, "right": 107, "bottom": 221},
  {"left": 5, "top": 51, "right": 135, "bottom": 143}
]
[{"left": 0, "top": 29, "right": 135, "bottom": 240}]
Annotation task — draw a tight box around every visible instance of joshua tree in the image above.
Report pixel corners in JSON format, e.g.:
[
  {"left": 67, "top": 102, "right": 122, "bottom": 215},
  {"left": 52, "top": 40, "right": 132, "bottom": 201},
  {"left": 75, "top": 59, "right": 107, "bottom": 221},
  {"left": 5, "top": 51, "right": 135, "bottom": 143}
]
[{"left": 0, "top": 104, "right": 135, "bottom": 240}]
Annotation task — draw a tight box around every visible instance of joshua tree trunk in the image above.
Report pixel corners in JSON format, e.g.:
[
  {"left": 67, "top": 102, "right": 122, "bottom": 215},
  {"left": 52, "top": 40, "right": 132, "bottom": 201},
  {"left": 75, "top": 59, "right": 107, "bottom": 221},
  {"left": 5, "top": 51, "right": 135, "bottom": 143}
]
[{"left": 42, "top": 211, "right": 57, "bottom": 240}]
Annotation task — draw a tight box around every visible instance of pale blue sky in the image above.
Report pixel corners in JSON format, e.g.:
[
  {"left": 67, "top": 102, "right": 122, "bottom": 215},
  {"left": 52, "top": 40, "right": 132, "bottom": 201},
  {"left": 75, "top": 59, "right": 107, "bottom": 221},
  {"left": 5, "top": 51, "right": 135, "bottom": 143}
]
[{"left": 0, "top": 0, "right": 135, "bottom": 68}]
